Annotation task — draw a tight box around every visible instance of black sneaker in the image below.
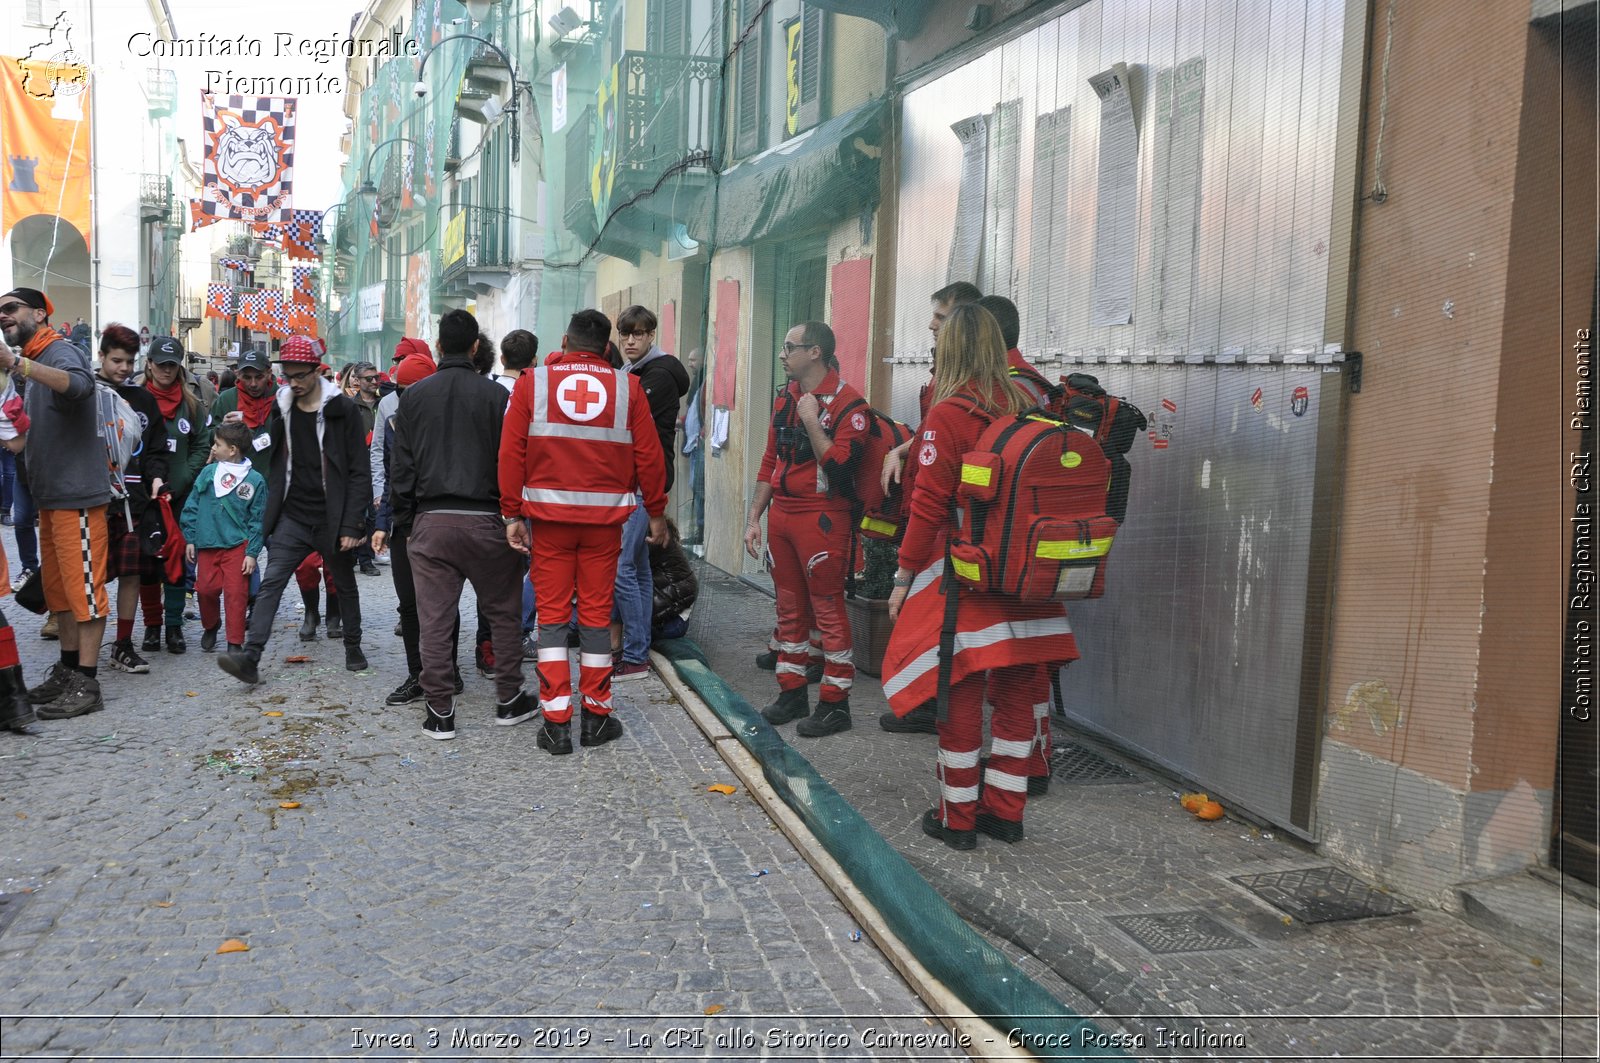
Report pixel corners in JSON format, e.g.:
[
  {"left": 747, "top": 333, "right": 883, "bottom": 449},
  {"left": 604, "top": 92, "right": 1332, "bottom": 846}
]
[
  {"left": 423, "top": 702, "right": 456, "bottom": 741},
  {"left": 218, "top": 648, "right": 260, "bottom": 685},
  {"left": 975, "top": 811, "right": 1024, "bottom": 844},
  {"left": 35, "top": 671, "right": 104, "bottom": 720},
  {"left": 141, "top": 625, "right": 162, "bottom": 652},
  {"left": 579, "top": 708, "right": 623, "bottom": 747},
  {"left": 199, "top": 628, "right": 219, "bottom": 653},
  {"left": 879, "top": 702, "right": 938, "bottom": 734},
  {"left": 108, "top": 639, "right": 151, "bottom": 674},
  {"left": 164, "top": 625, "right": 186, "bottom": 654},
  {"left": 755, "top": 649, "right": 778, "bottom": 671},
  {"left": 345, "top": 645, "right": 369, "bottom": 672},
  {"left": 796, "top": 699, "right": 852, "bottom": 738},
  {"left": 921, "top": 808, "right": 977, "bottom": 851},
  {"left": 760, "top": 687, "right": 810, "bottom": 726},
  {"left": 360, "top": 561, "right": 380, "bottom": 577},
  {"left": 537, "top": 718, "right": 573, "bottom": 755},
  {"left": 26, "top": 662, "right": 73, "bottom": 705},
  {"left": 386, "top": 676, "right": 425, "bottom": 706},
  {"left": 495, "top": 690, "right": 537, "bottom": 726}
]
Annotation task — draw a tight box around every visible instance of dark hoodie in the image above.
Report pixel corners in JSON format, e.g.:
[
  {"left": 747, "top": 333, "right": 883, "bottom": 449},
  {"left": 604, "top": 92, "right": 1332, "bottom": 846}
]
[{"left": 626, "top": 345, "right": 690, "bottom": 491}]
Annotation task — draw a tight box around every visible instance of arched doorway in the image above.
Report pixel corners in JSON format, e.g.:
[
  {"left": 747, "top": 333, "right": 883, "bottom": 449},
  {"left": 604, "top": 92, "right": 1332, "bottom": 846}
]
[{"left": 7, "top": 214, "right": 90, "bottom": 325}]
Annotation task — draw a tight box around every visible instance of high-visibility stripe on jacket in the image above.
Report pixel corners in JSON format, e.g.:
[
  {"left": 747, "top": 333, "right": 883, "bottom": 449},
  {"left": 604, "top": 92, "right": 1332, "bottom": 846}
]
[{"left": 498, "top": 349, "right": 668, "bottom": 526}]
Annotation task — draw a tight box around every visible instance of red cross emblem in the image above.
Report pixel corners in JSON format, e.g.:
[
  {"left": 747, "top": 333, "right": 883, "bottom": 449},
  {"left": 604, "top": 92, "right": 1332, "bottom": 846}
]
[{"left": 556, "top": 372, "right": 607, "bottom": 422}]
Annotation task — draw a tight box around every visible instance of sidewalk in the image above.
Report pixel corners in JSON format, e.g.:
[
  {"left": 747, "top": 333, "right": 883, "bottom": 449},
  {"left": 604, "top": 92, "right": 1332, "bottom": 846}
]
[{"left": 684, "top": 569, "right": 1600, "bottom": 1060}]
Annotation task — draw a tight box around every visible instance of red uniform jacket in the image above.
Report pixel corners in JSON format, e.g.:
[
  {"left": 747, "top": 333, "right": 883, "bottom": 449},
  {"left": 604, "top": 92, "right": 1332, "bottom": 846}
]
[
  {"left": 498, "top": 350, "right": 668, "bottom": 526},
  {"left": 757, "top": 368, "right": 871, "bottom": 512}
]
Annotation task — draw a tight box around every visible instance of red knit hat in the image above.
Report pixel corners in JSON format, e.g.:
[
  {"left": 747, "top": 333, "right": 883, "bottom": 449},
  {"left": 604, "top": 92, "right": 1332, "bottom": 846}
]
[
  {"left": 394, "top": 355, "right": 436, "bottom": 388},
  {"left": 278, "top": 335, "right": 320, "bottom": 365},
  {"left": 394, "top": 337, "right": 432, "bottom": 365}
]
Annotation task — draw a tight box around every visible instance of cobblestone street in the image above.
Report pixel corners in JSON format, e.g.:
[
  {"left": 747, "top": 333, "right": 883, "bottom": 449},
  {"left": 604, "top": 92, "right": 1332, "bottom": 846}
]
[{"left": 0, "top": 555, "right": 947, "bottom": 1059}]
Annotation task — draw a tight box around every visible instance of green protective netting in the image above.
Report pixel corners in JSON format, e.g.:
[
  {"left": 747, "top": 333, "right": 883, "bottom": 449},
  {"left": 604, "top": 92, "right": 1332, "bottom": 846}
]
[{"left": 654, "top": 636, "right": 1129, "bottom": 1060}]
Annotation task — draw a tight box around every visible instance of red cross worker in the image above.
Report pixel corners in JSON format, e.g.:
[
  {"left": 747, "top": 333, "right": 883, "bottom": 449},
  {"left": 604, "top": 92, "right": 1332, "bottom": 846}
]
[{"left": 498, "top": 310, "right": 668, "bottom": 756}]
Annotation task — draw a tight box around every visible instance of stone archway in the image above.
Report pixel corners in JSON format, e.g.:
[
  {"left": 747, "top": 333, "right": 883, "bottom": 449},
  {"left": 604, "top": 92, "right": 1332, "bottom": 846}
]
[{"left": 7, "top": 214, "right": 90, "bottom": 325}]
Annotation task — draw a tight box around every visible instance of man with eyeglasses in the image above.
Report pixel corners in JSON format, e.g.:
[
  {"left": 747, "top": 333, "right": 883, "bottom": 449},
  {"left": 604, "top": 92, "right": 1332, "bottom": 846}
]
[
  {"left": 612, "top": 306, "right": 688, "bottom": 682},
  {"left": 218, "top": 335, "right": 372, "bottom": 684},
  {"left": 340, "top": 361, "right": 382, "bottom": 577},
  {"left": 744, "top": 321, "right": 872, "bottom": 738},
  {"left": 0, "top": 288, "right": 114, "bottom": 718}
]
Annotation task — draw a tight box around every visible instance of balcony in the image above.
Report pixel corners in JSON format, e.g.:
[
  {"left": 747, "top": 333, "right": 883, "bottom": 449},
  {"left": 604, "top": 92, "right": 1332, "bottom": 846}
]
[
  {"left": 562, "top": 105, "right": 597, "bottom": 243},
  {"left": 589, "top": 52, "right": 719, "bottom": 259},
  {"left": 438, "top": 205, "right": 513, "bottom": 296},
  {"left": 146, "top": 68, "right": 177, "bottom": 118},
  {"left": 457, "top": 43, "right": 514, "bottom": 126},
  {"left": 139, "top": 174, "right": 171, "bottom": 222},
  {"left": 177, "top": 297, "right": 203, "bottom": 333}
]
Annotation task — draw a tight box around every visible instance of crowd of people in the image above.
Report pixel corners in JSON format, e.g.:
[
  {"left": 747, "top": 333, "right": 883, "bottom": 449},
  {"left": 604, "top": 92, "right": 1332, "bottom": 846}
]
[{"left": 0, "top": 276, "right": 1061, "bottom": 850}]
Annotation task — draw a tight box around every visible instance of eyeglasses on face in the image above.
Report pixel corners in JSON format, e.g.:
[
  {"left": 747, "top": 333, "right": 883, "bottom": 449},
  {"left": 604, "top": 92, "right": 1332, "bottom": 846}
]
[
  {"left": 619, "top": 329, "right": 653, "bottom": 339},
  {"left": 283, "top": 369, "right": 317, "bottom": 382},
  {"left": 781, "top": 342, "right": 818, "bottom": 355}
]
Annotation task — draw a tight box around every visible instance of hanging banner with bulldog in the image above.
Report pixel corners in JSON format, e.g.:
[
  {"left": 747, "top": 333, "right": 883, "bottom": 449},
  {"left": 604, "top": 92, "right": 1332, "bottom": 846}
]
[{"left": 199, "top": 94, "right": 295, "bottom": 223}]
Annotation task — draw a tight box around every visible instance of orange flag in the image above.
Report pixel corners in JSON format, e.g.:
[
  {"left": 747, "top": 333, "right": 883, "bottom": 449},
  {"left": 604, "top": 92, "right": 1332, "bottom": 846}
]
[{"left": 1, "top": 54, "right": 93, "bottom": 251}]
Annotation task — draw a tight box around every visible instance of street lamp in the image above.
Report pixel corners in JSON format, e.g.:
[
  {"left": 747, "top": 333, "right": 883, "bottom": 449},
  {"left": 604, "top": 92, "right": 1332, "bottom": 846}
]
[
  {"left": 412, "top": 32, "right": 526, "bottom": 161},
  {"left": 463, "top": 0, "right": 496, "bottom": 22}
]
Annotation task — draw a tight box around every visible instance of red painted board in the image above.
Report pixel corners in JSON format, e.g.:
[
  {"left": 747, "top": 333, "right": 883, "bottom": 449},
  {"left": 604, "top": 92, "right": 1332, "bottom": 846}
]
[
  {"left": 712, "top": 280, "right": 741, "bottom": 408},
  {"left": 658, "top": 299, "right": 676, "bottom": 357},
  {"left": 829, "top": 257, "right": 872, "bottom": 392}
]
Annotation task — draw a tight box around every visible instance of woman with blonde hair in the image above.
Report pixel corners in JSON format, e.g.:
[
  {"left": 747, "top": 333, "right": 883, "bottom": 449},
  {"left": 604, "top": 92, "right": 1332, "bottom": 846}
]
[{"left": 881, "top": 303, "right": 1079, "bottom": 851}]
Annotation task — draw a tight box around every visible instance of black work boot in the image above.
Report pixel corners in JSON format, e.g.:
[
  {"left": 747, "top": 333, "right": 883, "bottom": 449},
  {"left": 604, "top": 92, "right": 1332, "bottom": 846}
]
[
  {"left": 579, "top": 707, "right": 624, "bottom": 747},
  {"left": 760, "top": 687, "right": 809, "bottom": 726},
  {"left": 755, "top": 649, "right": 778, "bottom": 671},
  {"left": 975, "top": 811, "right": 1024, "bottom": 844},
  {"left": 921, "top": 808, "right": 977, "bottom": 851},
  {"left": 0, "top": 665, "right": 39, "bottom": 734},
  {"left": 165, "top": 625, "right": 186, "bottom": 654},
  {"left": 880, "top": 702, "right": 938, "bottom": 734},
  {"left": 298, "top": 586, "right": 320, "bottom": 641},
  {"left": 796, "top": 697, "right": 852, "bottom": 738},
  {"left": 537, "top": 717, "right": 573, "bottom": 756},
  {"left": 325, "top": 594, "right": 343, "bottom": 642},
  {"left": 218, "top": 646, "right": 261, "bottom": 685}
]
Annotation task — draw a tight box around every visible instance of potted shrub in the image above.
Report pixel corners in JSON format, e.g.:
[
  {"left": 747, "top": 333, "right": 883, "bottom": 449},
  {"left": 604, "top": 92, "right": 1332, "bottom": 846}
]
[{"left": 846, "top": 535, "right": 898, "bottom": 677}]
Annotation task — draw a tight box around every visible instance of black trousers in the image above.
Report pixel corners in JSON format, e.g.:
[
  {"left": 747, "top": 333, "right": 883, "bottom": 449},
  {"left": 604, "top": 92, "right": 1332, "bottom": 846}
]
[
  {"left": 389, "top": 524, "right": 459, "bottom": 679},
  {"left": 247, "top": 516, "right": 361, "bottom": 654}
]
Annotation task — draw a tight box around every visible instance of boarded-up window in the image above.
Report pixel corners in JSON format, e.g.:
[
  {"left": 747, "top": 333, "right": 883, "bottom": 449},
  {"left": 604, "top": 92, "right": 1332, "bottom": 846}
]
[
  {"left": 734, "top": 0, "right": 764, "bottom": 158},
  {"left": 796, "top": 5, "right": 826, "bottom": 131}
]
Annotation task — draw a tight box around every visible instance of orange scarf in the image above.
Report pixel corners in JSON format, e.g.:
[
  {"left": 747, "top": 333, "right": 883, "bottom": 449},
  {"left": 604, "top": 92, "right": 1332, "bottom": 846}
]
[{"left": 20, "top": 326, "right": 63, "bottom": 361}]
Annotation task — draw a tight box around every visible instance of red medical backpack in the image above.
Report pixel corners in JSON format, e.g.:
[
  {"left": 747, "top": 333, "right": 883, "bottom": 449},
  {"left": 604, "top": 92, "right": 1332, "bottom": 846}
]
[
  {"left": 949, "top": 406, "right": 1119, "bottom": 602},
  {"left": 833, "top": 397, "right": 912, "bottom": 542}
]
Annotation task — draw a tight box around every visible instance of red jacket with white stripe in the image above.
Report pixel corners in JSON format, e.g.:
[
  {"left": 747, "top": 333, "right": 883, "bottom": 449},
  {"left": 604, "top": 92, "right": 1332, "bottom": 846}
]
[
  {"left": 756, "top": 368, "right": 871, "bottom": 512},
  {"left": 498, "top": 349, "right": 668, "bottom": 526}
]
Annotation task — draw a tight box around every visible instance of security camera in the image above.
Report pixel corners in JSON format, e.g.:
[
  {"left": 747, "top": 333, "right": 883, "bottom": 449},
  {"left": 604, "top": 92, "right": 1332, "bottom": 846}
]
[
  {"left": 548, "top": 5, "right": 584, "bottom": 38},
  {"left": 413, "top": 80, "right": 428, "bottom": 97}
]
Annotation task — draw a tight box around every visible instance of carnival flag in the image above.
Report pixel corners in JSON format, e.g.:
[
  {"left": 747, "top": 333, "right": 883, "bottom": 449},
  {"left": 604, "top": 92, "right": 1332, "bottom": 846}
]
[
  {"left": 190, "top": 198, "right": 225, "bottom": 231},
  {"left": 200, "top": 94, "right": 296, "bottom": 223},
  {"left": 218, "top": 256, "right": 251, "bottom": 273},
  {"left": 204, "top": 283, "right": 233, "bottom": 320},
  {"left": 281, "top": 208, "right": 322, "bottom": 260},
  {"left": 262, "top": 289, "right": 290, "bottom": 338},
  {"left": 2, "top": 52, "right": 93, "bottom": 250},
  {"left": 291, "top": 266, "right": 316, "bottom": 306},
  {"left": 235, "top": 289, "right": 267, "bottom": 331}
]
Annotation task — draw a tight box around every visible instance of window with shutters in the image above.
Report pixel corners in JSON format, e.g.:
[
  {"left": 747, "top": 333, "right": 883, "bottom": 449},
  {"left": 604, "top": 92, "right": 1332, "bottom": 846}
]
[
  {"left": 795, "top": 5, "right": 825, "bottom": 133},
  {"left": 733, "top": 0, "right": 765, "bottom": 159},
  {"left": 24, "top": 0, "right": 47, "bottom": 25},
  {"left": 647, "top": 0, "right": 690, "bottom": 55}
]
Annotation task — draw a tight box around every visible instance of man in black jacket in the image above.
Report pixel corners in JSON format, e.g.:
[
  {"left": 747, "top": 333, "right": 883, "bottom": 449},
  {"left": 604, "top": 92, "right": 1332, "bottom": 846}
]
[
  {"left": 612, "top": 305, "right": 689, "bottom": 681},
  {"left": 218, "top": 335, "right": 372, "bottom": 684},
  {"left": 390, "top": 309, "right": 532, "bottom": 739}
]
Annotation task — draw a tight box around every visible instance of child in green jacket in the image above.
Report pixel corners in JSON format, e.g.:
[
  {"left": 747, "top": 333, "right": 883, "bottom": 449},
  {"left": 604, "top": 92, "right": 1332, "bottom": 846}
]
[{"left": 181, "top": 423, "right": 266, "bottom": 653}]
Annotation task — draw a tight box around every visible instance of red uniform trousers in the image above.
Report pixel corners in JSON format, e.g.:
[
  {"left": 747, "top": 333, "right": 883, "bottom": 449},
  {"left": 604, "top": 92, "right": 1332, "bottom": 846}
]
[
  {"left": 766, "top": 501, "right": 853, "bottom": 705},
  {"left": 195, "top": 544, "right": 250, "bottom": 646},
  {"left": 936, "top": 663, "right": 1050, "bottom": 830},
  {"left": 530, "top": 520, "right": 620, "bottom": 724},
  {"left": 294, "top": 552, "right": 337, "bottom": 595}
]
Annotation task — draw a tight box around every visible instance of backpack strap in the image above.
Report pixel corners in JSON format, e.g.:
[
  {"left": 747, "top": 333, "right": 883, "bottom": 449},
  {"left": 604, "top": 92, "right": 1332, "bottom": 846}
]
[{"left": 935, "top": 502, "right": 961, "bottom": 727}]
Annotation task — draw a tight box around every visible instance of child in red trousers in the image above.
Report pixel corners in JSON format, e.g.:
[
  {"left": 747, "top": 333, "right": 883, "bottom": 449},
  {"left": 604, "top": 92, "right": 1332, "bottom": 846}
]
[{"left": 181, "top": 422, "right": 266, "bottom": 653}]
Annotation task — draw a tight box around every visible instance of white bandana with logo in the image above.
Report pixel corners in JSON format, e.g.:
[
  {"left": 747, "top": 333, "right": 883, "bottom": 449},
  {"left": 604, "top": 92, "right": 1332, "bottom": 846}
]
[{"left": 212, "top": 460, "right": 252, "bottom": 498}]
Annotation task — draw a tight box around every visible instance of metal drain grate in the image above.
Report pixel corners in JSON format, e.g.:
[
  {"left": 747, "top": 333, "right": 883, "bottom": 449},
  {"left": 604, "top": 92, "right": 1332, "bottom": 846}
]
[
  {"left": 0, "top": 892, "right": 33, "bottom": 940},
  {"left": 1047, "top": 741, "right": 1140, "bottom": 784},
  {"left": 1231, "top": 866, "right": 1412, "bottom": 924},
  {"left": 1106, "top": 910, "right": 1256, "bottom": 954}
]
